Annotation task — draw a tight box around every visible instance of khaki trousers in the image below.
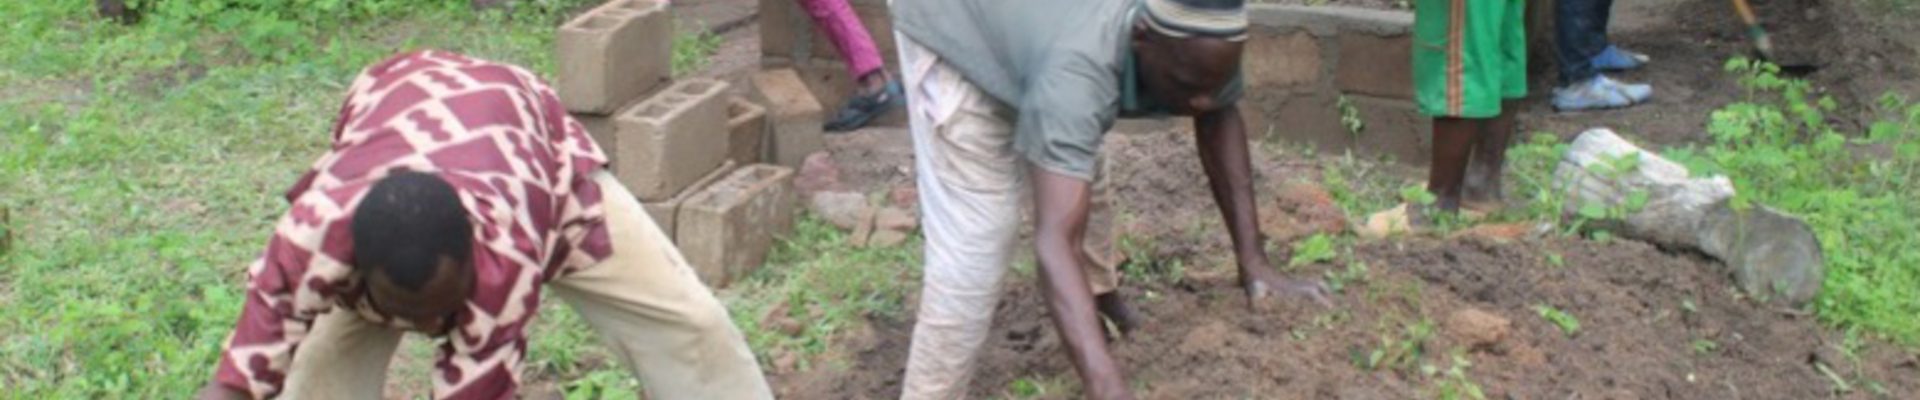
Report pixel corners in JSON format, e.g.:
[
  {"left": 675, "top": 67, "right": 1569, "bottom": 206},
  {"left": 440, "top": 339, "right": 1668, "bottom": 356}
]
[
  {"left": 278, "top": 171, "right": 772, "bottom": 400},
  {"left": 895, "top": 33, "right": 1122, "bottom": 400}
]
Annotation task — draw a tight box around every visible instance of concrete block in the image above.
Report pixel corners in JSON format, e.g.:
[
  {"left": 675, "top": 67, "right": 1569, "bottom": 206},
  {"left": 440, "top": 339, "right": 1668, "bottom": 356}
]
[
  {"left": 757, "top": 0, "right": 897, "bottom": 68},
  {"left": 1244, "top": 29, "right": 1323, "bottom": 89},
  {"left": 1267, "top": 93, "right": 1427, "bottom": 165},
  {"left": 751, "top": 69, "right": 826, "bottom": 168},
  {"left": 760, "top": 57, "right": 909, "bottom": 129},
  {"left": 557, "top": 0, "right": 673, "bottom": 114},
  {"left": 613, "top": 78, "right": 732, "bottom": 201},
  {"left": 642, "top": 160, "right": 737, "bottom": 242},
  {"left": 677, "top": 164, "right": 797, "bottom": 287},
  {"left": 727, "top": 96, "right": 767, "bottom": 164},
  {"left": 1346, "top": 95, "right": 1430, "bottom": 165},
  {"left": 1334, "top": 34, "right": 1414, "bottom": 100},
  {"left": 1248, "top": 4, "right": 1412, "bottom": 38}
]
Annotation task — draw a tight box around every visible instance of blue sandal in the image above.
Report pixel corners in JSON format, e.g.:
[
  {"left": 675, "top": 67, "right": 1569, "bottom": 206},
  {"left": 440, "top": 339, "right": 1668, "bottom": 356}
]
[{"left": 824, "top": 79, "right": 904, "bottom": 132}]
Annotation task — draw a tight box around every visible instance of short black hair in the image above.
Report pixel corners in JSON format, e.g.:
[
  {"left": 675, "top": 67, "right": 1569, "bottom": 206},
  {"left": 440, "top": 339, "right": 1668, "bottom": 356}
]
[{"left": 350, "top": 170, "right": 474, "bottom": 292}]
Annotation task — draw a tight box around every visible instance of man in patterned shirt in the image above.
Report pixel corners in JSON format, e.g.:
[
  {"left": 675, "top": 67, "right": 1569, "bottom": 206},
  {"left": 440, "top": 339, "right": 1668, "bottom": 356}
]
[{"left": 195, "top": 51, "right": 773, "bottom": 399}]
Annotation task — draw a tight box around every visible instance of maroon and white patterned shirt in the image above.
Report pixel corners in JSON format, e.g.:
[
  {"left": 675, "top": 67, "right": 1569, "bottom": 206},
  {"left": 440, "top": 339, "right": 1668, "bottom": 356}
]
[{"left": 213, "top": 50, "right": 612, "bottom": 399}]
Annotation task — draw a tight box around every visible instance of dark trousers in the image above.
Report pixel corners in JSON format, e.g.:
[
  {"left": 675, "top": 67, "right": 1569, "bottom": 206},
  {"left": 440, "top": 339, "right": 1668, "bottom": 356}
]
[{"left": 1556, "top": 0, "right": 1614, "bottom": 84}]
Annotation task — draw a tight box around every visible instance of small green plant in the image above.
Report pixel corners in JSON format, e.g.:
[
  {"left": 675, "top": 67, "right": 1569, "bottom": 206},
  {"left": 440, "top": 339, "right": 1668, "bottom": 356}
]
[
  {"left": 564, "top": 369, "right": 642, "bottom": 400},
  {"left": 1120, "top": 229, "right": 1186, "bottom": 285},
  {"left": 1690, "top": 338, "right": 1720, "bottom": 355},
  {"left": 1425, "top": 350, "right": 1487, "bottom": 400},
  {"left": 1288, "top": 233, "right": 1339, "bottom": 267},
  {"left": 1324, "top": 261, "right": 1371, "bottom": 294},
  {"left": 1399, "top": 184, "right": 1437, "bottom": 207},
  {"left": 672, "top": 29, "right": 723, "bottom": 77},
  {"left": 1337, "top": 95, "right": 1365, "bottom": 137},
  {"left": 1564, "top": 152, "right": 1651, "bottom": 239},
  {"left": 1543, "top": 252, "right": 1565, "bottom": 268},
  {"left": 1533, "top": 304, "right": 1581, "bottom": 336},
  {"left": 1353, "top": 317, "right": 1435, "bottom": 372},
  {"left": 1008, "top": 378, "right": 1044, "bottom": 398},
  {"left": 1502, "top": 132, "right": 1574, "bottom": 227},
  {"left": 1321, "top": 152, "right": 1405, "bottom": 219}
]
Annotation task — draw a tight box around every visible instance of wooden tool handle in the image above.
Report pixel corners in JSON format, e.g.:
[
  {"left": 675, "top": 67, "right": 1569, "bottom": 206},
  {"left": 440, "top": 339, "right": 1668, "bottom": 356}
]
[{"left": 1732, "top": 0, "right": 1761, "bottom": 26}]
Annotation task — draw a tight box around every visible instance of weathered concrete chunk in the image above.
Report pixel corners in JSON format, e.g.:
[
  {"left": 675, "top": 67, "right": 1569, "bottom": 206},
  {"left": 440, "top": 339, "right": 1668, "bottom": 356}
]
[
  {"left": 752, "top": 69, "right": 827, "bottom": 167},
  {"left": 1248, "top": 4, "right": 1413, "bottom": 38},
  {"left": 809, "top": 190, "right": 870, "bottom": 231},
  {"left": 1556, "top": 128, "right": 1824, "bottom": 305},
  {"left": 641, "top": 160, "right": 737, "bottom": 242},
  {"left": 678, "top": 164, "right": 797, "bottom": 287},
  {"left": 1244, "top": 30, "right": 1322, "bottom": 89},
  {"left": 557, "top": 0, "right": 672, "bottom": 114},
  {"left": 727, "top": 96, "right": 768, "bottom": 164},
  {"left": 613, "top": 78, "right": 731, "bottom": 201},
  {"left": 1335, "top": 34, "right": 1414, "bottom": 100}
]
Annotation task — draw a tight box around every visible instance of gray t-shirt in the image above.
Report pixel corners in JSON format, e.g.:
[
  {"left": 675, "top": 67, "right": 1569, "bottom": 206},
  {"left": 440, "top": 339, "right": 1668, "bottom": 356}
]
[{"left": 893, "top": 0, "right": 1244, "bottom": 180}]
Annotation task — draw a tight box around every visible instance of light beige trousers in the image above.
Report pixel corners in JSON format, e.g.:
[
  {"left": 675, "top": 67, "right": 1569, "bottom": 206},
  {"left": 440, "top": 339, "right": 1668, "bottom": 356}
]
[
  {"left": 895, "top": 33, "right": 1122, "bottom": 400},
  {"left": 278, "top": 171, "right": 772, "bottom": 399}
]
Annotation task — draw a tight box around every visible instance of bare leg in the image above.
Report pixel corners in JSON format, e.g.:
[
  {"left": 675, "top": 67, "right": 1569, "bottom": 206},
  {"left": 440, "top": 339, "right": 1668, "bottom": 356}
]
[
  {"left": 1423, "top": 117, "right": 1481, "bottom": 224},
  {"left": 1463, "top": 103, "right": 1518, "bottom": 208}
]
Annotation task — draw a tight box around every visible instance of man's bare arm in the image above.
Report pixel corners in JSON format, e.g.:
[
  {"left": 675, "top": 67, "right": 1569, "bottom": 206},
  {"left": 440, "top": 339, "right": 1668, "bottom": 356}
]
[
  {"left": 1193, "top": 105, "right": 1329, "bottom": 306},
  {"left": 1031, "top": 169, "right": 1135, "bottom": 400}
]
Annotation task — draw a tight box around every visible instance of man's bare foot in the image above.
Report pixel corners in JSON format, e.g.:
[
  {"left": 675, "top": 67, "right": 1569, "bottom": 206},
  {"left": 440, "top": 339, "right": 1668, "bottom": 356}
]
[
  {"left": 1095, "top": 292, "right": 1143, "bottom": 339},
  {"left": 1240, "top": 267, "right": 1331, "bottom": 309},
  {"left": 1462, "top": 173, "right": 1506, "bottom": 214}
]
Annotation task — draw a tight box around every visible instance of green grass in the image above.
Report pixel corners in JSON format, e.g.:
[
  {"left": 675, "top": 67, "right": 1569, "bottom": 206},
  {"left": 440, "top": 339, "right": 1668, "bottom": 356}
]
[
  {"left": 0, "top": 1, "right": 747, "bottom": 396},
  {"left": 1502, "top": 60, "right": 1920, "bottom": 345},
  {"left": 723, "top": 215, "right": 921, "bottom": 365}
]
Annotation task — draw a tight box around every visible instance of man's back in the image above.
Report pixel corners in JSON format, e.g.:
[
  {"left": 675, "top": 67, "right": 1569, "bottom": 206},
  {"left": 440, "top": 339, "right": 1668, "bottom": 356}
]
[{"left": 891, "top": 0, "right": 1134, "bottom": 107}]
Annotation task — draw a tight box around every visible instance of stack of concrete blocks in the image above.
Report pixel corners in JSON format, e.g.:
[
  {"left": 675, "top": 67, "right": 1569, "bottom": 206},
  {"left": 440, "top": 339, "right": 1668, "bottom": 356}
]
[
  {"left": 756, "top": 0, "right": 899, "bottom": 122},
  {"left": 1238, "top": 5, "right": 1434, "bottom": 165},
  {"left": 558, "top": 0, "right": 795, "bottom": 288},
  {"left": 754, "top": 0, "right": 897, "bottom": 169}
]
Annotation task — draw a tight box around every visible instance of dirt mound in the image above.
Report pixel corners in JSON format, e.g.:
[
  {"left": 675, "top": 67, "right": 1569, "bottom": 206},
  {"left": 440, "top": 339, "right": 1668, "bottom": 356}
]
[{"left": 775, "top": 237, "right": 1919, "bottom": 399}]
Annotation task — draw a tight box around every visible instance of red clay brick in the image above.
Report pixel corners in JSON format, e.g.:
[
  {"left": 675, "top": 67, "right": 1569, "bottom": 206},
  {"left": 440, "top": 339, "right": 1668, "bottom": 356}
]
[
  {"left": 557, "top": 0, "right": 672, "bottom": 114},
  {"left": 677, "top": 164, "right": 797, "bottom": 287},
  {"left": 613, "top": 78, "right": 731, "bottom": 201},
  {"left": 642, "top": 160, "right": 736, "bottom": 242},
  {"left": 726, "top": 96, "right": 767, "bottom": 165},
  {"left": 751, "top": 69, "right": 826, "bottom": 168}
]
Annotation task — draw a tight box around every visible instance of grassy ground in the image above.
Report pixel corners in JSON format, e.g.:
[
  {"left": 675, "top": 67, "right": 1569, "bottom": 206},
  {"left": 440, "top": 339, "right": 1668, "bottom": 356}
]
[
  {"left": 3, "top": 0, "right": 1916, "bottom": 398},
  {"left": 0, "top": 1, "right": 915, "bottom": 397}
]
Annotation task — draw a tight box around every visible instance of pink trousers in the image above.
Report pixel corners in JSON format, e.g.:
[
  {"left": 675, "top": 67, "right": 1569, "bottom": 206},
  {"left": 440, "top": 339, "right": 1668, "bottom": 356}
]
[{"left": 796, "top": 0, "right": 883, "bottom": 79}]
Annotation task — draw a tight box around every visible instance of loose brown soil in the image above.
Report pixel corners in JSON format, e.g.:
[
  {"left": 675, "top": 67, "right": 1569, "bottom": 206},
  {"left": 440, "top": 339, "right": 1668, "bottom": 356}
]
[
  {"left": 761, "top": 1, "right": 1920, "bottom": 397},
  {"left": 770, "top": 126, "right": 1920, "bottom": 400}
]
